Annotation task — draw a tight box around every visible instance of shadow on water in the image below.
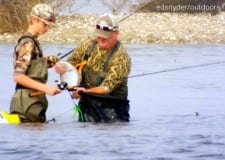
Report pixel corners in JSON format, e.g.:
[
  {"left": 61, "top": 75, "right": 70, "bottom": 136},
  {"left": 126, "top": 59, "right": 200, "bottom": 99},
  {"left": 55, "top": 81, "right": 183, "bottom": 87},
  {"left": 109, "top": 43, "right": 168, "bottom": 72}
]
[{"left": 1, "top": 43, "right": 225, "bottom": 160}]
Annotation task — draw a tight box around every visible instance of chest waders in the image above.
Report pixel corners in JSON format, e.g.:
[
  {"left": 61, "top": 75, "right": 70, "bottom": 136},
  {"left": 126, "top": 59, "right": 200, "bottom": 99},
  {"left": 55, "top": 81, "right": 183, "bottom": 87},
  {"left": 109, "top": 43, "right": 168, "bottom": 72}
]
[
  {"left": 10, "top": 35, "right": 48, "bottom": 123},
  {"left": 78, "top": 40, "right": 130, "bottom": 122}
]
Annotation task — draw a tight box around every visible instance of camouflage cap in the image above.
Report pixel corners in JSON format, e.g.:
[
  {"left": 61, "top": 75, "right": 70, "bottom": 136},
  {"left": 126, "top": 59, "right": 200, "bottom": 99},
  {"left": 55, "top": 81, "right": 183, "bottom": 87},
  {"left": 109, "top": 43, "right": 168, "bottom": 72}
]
[
  {"left": 95, "top": 14, "right": 119, "bottom": 39},
  {"left": 30, "top": 3, "right": 56, "bottom": 27}
]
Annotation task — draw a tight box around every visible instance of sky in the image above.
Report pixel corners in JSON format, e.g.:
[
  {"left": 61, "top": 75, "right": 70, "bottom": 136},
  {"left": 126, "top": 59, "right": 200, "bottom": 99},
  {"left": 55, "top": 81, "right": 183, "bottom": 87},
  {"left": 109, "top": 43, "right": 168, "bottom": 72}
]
[{"left": 59, "top": 0, "right": 137, "bottom": 15}]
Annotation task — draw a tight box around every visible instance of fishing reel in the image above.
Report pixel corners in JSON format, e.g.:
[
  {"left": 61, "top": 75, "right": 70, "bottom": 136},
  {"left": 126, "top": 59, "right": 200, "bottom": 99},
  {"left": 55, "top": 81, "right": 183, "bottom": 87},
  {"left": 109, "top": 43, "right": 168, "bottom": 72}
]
[
  {"left": 54, "top": 80, "right": 76, "bottom": 91},
  {"left": 55, "top": 80, "right": 68, "bottom": 90}
]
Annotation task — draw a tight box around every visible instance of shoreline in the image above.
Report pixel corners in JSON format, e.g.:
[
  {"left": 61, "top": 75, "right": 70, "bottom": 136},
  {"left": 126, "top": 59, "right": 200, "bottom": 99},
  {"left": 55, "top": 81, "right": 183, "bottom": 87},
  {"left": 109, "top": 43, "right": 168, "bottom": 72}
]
[{"left": 0, "top": 13, "right": 225, "bottom": 44}]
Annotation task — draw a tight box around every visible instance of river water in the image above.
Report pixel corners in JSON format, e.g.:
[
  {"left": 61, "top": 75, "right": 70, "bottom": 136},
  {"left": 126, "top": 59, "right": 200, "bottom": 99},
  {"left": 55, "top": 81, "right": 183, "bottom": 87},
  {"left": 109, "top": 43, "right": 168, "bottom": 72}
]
[{"left": 1, "top": 42, "right": 225, "bottom": 160}]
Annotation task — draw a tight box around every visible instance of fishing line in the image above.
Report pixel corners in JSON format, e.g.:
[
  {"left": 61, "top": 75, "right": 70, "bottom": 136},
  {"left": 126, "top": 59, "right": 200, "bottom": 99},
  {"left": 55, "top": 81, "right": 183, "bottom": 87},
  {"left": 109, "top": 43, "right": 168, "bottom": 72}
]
[
  {"left": 47, "top": 105, "right": 73, "bottom": 123},
  {"left": 49, "top": 2, "right": 224, "bottom": 121},
  {"left": 118, "top": 1, "right": 151, "bottom": 23},
  {"left": 67, "top": 91, "right": 84, "bottom": 122},
  {"left": 47, "top": 60, "right": 225, "bottom": 122},
  {"left": 52, "top": 60, "right": 225, "bottom": 88},
  {"left": 55, "top": 1, "right": 151, "bottom": 60},
  {"left": 48, "top": 60, "right": 223, "bottom": 121},
  {"left": 57, "top": 49, "right": 75, "bottom": 60},
  {"left": 128, "top": 60, "right": 225, "bottom": 78},
  {"left": 47, "top": 85, "right": 84, "bottom": 122}
]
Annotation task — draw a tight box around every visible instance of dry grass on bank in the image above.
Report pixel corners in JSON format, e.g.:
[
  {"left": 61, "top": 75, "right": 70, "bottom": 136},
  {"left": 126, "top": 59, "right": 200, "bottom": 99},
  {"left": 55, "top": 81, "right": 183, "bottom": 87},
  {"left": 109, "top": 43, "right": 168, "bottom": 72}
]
[
  {"left": 2, "top": 0, "right": 224, "bottom": 34},
  {"left": 0, "top": 0, "right": 43, "bottom": 33},
  {"left": 0, "top": 0, "right": 72, "bottom": 34}
]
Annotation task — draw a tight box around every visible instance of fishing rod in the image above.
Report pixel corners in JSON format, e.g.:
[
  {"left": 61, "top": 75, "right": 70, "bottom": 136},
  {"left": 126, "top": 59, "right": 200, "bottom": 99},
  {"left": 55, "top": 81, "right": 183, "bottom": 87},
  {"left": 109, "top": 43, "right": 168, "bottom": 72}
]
[
  {"left": 128, "top": 60, "right": 225, "bottom": 78},
  {"left": 42, "top": 59, "right": 225, "bottom": 96},
  {"left": 119, "top": 1, "right": 151, "bottom": 23},
  {"left": 31, "top": 57, "right": 224, "bottom": 122},
  {"left": 57, "top": 48, "right": 74, "bottom": 60},
  {"left": 55, "top": 1, "right": 151, "bottom": 60},
  {"left": 29, "top": 80, "right": 129, "bottom": 122},
  {"left": 29, "top": 80, "right": 128, "bottom": 103},
  {"left": 28, "top": 80, "right": 75, "bottom": 97}
]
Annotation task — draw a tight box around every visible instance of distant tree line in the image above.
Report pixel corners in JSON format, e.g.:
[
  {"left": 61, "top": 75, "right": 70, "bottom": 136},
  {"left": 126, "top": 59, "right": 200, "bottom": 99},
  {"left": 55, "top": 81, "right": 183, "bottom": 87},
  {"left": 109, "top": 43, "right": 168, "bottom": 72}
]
[
  {"left": 0, "top": 0, "right": 73, "bottom": 33},
  {"left": 0, "top": 0, "right": 224, "bottom": 34}
]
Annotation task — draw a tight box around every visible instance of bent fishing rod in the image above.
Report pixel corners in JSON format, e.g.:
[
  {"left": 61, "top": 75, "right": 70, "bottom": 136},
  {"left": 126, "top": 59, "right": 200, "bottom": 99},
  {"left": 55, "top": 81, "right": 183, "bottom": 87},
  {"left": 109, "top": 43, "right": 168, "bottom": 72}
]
[
  {"left": 56, "top": 2, "right": 150, "bottom": 59},
  {"left": 129, "top": 60, "right": 225, "bottom": 78},
  {"left": 29, "top": 80, "right": 128, "bottom": 102},
  {"left": 119, "top": 1, "right": 150, "bottom": 23},
  {"left": 30, "top": 58, "right": 225, "bottom": 121},
  {"left": 31, "top": 59, "right": 225, "bottom": 96},
  {"left": 57, "top": 49, "right": 74, "bottom": 60}
]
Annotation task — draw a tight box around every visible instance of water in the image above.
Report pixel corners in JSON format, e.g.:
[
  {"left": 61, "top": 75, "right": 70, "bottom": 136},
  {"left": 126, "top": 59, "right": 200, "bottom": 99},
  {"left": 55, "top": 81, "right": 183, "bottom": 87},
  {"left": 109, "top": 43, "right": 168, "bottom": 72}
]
[{"left": 1, "top": 42, "right": 225, "bottom": 160}]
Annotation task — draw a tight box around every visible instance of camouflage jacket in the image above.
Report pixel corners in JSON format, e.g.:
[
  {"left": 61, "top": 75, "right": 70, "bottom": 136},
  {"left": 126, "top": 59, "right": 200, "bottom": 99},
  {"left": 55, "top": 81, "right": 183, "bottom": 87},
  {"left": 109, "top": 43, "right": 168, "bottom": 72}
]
[
  {"left": 13, "top": 33, "right": 48, "bottom": 85},
  {"left": 13, "top": 33, "right": 43, "bottom": 74},
  {"left": 67, "top": 37, "right": 131, "bottom": 95}
]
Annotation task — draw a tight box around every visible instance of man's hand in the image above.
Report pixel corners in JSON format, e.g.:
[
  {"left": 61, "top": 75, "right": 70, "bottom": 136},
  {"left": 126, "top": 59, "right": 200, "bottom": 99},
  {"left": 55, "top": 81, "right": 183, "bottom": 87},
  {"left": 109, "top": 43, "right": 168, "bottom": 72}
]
[
  {"left": 46, "top": 55, "right": 59, "bottom": 67},
  {"left": 72, "top": 87, "right": 86, "bottom": 99},
  {"left": 54, "top": 62, "right": 67, "bottom": 74}
]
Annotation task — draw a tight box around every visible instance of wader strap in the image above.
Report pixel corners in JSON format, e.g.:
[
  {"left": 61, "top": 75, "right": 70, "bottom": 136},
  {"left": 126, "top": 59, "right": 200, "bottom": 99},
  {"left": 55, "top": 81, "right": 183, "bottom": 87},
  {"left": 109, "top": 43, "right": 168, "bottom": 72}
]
[
  {"left": 15, "top": 84, "right": 28, "bottom": 89},
  {"left": 15, "top": 35, "right": 43, "bottom": 90},
  {"left": 84, "top": 40, "right": 97, "bottom": 60},
  {"left": 103, "top": 41, "right": 120, "bottom": 71},
  {"left": 17, "top": 35, "right": 43, "bottom": 57},
  {"left": 84, "top": 40, "right": 121, "bottom": 71}
]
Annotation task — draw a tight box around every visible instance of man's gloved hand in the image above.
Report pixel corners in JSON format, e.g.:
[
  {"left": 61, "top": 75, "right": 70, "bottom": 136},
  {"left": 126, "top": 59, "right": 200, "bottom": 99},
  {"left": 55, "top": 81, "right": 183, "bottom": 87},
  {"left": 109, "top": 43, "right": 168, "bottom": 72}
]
[{"left": 46, "top": 55, "right": 59, "bottom": 67}]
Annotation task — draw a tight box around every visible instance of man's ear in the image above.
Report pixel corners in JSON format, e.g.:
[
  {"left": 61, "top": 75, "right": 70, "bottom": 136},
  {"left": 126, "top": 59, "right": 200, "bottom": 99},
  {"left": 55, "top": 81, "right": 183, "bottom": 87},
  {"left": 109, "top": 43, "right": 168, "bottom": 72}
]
[
  {"left": 114, "top": 30, "right": 119, "bottom": 37},
  {"left": 31, "top": 16, "right": 39, "bottom": 23}
]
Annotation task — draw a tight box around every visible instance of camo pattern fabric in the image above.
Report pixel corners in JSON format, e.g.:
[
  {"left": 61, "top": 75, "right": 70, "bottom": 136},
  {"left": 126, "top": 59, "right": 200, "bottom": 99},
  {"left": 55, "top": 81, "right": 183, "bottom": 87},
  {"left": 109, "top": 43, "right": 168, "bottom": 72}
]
[
  {"left": 13, "top": 34, "right": 43, "bottom": 74},
  {"left": 30, "top": 3, "right": 55, "bottom": 27},
  {"left": 67, "top": 37, "right": 131, "bottom": 94}
]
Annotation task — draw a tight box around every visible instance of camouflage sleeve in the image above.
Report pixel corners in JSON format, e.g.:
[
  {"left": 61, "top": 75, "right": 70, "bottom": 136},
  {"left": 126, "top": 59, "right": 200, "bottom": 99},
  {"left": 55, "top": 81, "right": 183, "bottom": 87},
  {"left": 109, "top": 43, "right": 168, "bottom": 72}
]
[
  {"left": 14, "top": 38, "right": 35, "bottom": 74},
  {"left": 67, "top": 37, "right": 94, "bottom": 66},
  {"left": 101, "top": 46, "right": 131, "bottom": 93}
]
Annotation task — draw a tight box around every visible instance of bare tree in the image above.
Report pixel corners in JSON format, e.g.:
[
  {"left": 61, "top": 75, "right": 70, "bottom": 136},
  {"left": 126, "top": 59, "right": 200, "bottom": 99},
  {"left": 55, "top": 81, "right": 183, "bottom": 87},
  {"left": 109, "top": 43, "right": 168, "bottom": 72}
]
[
  {"left": 47, "top": 0, "right": 75, "bottom": 14},
  {"left": 100, "top": 0, "right": 128, "bottom": 13},
  {"left": 0, "top": 0, "right": 74, "bottom": 33}
]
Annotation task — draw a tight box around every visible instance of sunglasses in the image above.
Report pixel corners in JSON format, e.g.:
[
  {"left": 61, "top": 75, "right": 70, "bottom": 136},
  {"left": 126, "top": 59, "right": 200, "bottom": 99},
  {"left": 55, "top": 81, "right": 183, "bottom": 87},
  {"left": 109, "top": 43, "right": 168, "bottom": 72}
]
[
  {"left": 96, "top": 24, "right": 118, "bottom": 31},
  {"left": 42, "top": 15, "right": 56, "bottom": 23},
  {"left": 33, "top": 13, "right": 56, "bottom": 24}
]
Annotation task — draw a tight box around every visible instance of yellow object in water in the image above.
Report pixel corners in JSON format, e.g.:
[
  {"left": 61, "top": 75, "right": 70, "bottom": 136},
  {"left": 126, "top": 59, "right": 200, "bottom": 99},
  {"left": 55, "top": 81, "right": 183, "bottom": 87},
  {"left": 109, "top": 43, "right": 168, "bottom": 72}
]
[{"left": 0, "top": 111, "right": 21, "bottom": 124}]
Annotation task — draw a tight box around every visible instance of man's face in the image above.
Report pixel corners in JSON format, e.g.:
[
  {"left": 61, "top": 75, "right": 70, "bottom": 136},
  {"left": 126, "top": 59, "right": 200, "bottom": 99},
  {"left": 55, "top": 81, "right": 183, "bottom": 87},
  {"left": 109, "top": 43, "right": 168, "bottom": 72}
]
[
  {"left": 32, "top": 17, "right": 50, "bottom": 35},
  {"left": 97, "top": 31, "right": 119, "bottom": 50}
]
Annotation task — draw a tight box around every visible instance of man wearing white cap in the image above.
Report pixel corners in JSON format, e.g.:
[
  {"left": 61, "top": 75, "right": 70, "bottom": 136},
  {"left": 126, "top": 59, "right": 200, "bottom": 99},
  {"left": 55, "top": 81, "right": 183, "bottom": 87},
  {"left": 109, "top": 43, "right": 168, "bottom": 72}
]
[
  {"left": 10, "top": 3, "right": 61, "bottom": 123},
  {"left": 55, "top": 14, "right": 131, "bottom": 122}
]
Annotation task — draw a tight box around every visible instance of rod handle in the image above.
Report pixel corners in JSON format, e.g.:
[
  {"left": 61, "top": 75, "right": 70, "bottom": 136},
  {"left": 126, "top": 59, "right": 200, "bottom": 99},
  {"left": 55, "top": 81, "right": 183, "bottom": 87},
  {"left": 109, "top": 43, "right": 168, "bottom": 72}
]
[{"left": 29, "top": 91, "right": 45, "bottom": 97}]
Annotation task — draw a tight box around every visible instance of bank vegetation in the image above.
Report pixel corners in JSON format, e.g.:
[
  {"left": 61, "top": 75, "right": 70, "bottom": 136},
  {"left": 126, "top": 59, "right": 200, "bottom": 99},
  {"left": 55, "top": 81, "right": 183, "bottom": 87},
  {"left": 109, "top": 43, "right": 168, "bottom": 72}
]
[{"left": 0, "top": 0, "right": 224, "bottom": 44}]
